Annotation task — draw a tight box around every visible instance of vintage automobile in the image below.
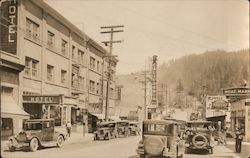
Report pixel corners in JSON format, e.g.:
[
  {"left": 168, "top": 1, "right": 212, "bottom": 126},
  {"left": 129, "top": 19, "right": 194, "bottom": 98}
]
[
  {"left": 94, "top": 121, "right": 118, "bottom": 140},
  {"left": 184, "top": 121, "right": 215, "bottom": 154},
  {"left": 136, "top": 120, "right": 185, "bottom": 158},
  {"left": 7, "top": 119, "right": 66, "bottom": 152},
  {"left": 129, "top": 121, "right": 140, "bottom": 136},
  {"left": 117, "top": 120, "right": 130, "bottom": 137}
]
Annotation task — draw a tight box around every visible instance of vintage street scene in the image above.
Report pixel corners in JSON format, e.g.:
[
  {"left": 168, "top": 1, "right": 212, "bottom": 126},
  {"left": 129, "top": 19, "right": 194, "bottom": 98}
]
[{"left": 0, "top": 0, "right": 249, "bottom": 158}]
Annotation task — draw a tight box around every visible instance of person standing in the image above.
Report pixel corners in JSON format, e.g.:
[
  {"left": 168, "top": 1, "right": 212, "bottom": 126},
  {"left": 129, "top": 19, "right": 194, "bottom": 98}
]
[
  {"left": 66, "top": 121, "right": 72, "bottom": 137},
  {"left": 235, "top": 127, "right": 244, "bottom": 153}
]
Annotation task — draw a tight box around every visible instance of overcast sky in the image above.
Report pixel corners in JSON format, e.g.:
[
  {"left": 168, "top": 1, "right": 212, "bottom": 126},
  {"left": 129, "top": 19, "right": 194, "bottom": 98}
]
[{"left": 45, "top": 0, "right": 249, "bottom": 75}]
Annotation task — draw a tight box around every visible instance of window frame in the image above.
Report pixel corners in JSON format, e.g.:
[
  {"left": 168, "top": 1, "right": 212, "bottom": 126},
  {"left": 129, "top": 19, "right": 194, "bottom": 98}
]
[{"left": 47, "top": 64, "right": 54, "bottom": 81}]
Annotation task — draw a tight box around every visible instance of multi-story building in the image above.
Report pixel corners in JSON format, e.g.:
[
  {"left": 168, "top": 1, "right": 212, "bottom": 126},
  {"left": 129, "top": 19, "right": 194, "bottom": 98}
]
[
  {"left": 115, "top": 73, "right": 152, "bottom": 122},
  {"left": 0, "top": 0, "right": 117, "bottom": 137}
]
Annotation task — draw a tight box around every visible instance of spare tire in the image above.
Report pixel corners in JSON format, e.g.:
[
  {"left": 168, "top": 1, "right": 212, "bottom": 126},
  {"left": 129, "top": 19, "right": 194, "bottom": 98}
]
[
  {"left": 192, "top": 133, "right": 208, "bottom": 149},
  {"left": 144, "top": 137, "right": 164, "bottom": 156}
]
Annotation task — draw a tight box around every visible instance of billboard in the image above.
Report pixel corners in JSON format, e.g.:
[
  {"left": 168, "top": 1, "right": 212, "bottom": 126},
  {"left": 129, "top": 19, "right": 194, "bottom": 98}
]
[{"left": 0, "top": 0, "right": 18, "bottom": 55}]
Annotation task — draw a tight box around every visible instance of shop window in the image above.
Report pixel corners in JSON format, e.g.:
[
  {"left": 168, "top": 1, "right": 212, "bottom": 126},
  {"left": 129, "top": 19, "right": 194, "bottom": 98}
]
[
  {"left": 47, "top": 31, "right": 55, "bottom": 47},
  {"left": 50, "top": 106, "right": 61, "bottom": 126},
  {"left": 61, "top": 70, "right": 67, "bottom": 85},
  {"left": 25, "top": 57, "right": 38, "bottom": 78},
  {"left": 1, "top": 118, "right": 13, "bottom": 137},
  {"left": 47, "top": 65, "right": 54, "bottom": 81},
  {"left": 61, "top": 39, "right": 67, "bottom": 55},
  {"left": 26, "top": 18, "right": 39, "bottom": 41}
]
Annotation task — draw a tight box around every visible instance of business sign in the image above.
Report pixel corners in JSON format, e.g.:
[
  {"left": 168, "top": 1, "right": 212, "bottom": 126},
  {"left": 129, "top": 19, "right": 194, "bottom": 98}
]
[
  {"left": 23, "top": 95, "right": 62, "bottom": 104},
  {"left": 211, "top": 100, "right": 229, "bottom": 110},
  {"left": 0, "top": 0, "right": 18, "bottom": 55},
  {"left": 223, "top": 88, "right": 250, "bottom": 99}
]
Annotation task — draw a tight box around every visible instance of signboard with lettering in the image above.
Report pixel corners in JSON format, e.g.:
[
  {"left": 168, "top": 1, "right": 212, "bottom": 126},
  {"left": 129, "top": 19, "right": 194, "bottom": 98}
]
[
  {"left": 0, "top": 0, "right": 18, "bottom": 55},
  {"left": 23, "top": 95, "right": 62, "bottom": 104},
  {"left": 223, "top": 88, "right": 250, "bottom": 99},
  {"left": 211, "top": 100, "right": 229, "bottom": 110}
]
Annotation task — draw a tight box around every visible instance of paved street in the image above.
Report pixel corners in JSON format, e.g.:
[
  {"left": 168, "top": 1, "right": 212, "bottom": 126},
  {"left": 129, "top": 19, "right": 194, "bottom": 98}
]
[
  {"left": 1, "top": 136, "right": 141, "bottom": 158},
  {"left": 2, "top": 135, "right": 248, "bottom": 158}
]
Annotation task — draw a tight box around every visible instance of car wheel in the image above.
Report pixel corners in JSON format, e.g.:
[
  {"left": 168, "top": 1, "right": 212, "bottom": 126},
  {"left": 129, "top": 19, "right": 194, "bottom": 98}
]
[
  {"left": 57, "top": 135, "right": 64, "bottom": 147},
  {"left": 8, "top": 146, "right": 16, "bottom": 152},
  {"left": 139, "top": 154, "right": 145, "bottom": 158},
  {"left": 30, "top": 138, "right": 39, "bottom": 152}
]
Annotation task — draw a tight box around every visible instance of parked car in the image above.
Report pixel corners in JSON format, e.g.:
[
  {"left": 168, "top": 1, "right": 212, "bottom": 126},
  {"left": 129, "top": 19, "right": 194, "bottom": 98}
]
[
  {"left": 129, "top": 121, "right": 140, "bottom": 136},
  {"left": 117, "top": 120, "right": 130, "bottom": 137},
  {"left": 136, "top": 120, "right": 184, "bottom": 158},
  {"left": 7, "top": 119, "right": 66, "bottom": 152},
  {"left": 94, "top": 121, "right": 118, "bottom": 140},
  {"left": 184, "top": 121, "right": 215, "bottom": 154}
]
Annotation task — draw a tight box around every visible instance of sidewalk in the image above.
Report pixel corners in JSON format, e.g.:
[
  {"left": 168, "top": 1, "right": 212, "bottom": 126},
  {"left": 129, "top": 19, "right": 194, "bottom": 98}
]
[{"left": 1, "top": 132, "right": 94, "bottom": 151}]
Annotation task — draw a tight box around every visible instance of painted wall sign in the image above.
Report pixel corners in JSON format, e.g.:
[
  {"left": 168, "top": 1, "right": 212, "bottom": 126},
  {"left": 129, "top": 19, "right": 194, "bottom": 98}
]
[
  {"left": 23, "top": 95, "right": 61, "bottom": 104},
  {"left": 0, "top": 0, "right": 18, "bottom": 55}
]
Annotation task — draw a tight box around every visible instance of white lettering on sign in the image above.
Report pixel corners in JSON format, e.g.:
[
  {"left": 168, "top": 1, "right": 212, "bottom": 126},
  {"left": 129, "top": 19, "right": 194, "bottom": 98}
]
[{"left": 8, "top": 0, "right": 17, "bottom": 43}]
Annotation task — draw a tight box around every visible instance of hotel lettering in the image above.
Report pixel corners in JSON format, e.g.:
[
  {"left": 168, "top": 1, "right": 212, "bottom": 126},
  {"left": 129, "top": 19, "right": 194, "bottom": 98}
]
[{"left": 0, "top": 0, "right": 18, "bottom": 54}]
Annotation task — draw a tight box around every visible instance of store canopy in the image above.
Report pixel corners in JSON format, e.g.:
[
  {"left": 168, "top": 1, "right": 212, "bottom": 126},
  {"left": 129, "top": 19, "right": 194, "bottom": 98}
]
[
  {"left": 90, "top": 113, "right": 105, "bottom": 120},
  {"left": 1, "top": 95, "right": 29, "bottom": 116}
]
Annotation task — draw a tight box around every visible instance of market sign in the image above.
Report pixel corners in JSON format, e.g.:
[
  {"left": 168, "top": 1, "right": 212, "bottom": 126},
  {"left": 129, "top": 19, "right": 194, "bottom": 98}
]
[
  {"left": 223, "top": 87, "right": 250, "bottom": 99},
  {"left": 0, "top": 0, "right": 18, "bottom": 55},
  {"left": 23, "top": 95, "right": 62, "bottom": 104}
]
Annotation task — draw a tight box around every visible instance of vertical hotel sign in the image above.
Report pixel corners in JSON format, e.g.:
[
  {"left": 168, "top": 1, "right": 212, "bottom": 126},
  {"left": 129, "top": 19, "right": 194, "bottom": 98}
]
[{"left": 0, "top": 0, "right": 18, "bottom": 55}]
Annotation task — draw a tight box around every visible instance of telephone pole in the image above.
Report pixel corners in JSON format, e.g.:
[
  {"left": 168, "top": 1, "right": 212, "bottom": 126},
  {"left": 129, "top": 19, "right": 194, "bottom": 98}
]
[{"left": 100, "top": 25, "right": 124, "bottom": 121}]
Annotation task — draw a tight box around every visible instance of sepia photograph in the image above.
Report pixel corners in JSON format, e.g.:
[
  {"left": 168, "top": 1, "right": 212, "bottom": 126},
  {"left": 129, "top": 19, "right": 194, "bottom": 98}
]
[{"left": 0, "top": 0, "right": 249, "bottom": 158}]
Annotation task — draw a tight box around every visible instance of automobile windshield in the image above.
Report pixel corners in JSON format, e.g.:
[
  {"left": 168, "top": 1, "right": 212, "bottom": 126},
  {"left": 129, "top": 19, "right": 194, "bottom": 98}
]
[
  {"left": 24, "top": 122, "right": 42, "bottom": 130},
  {"left": 144, "top": 123, "right": 173, "bottom": 135}
]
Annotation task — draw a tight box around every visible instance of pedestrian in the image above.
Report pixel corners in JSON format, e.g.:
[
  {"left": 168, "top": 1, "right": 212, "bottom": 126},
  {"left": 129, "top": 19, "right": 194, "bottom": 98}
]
[
  {"left": 235, "top": 127, "right": 244, "bottom": 153},
  {"left": 66, "top": 121, "right": 72, "bottom": 137}
]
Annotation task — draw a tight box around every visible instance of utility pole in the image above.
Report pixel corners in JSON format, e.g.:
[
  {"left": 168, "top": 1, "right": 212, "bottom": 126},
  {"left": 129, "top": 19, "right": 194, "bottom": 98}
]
[{"left": 100, "top": 25, "right": 124, "bottom": 121}]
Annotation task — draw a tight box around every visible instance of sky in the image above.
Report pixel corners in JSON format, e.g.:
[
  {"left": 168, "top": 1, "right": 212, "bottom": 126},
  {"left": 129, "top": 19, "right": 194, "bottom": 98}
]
[{"left": 45, "top": 0, "right": 249, "bottom": 75}]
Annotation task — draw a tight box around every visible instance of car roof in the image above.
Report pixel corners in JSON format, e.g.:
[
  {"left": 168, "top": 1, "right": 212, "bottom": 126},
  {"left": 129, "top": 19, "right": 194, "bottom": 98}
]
[
  {"left": 187, "top": 121, "right": 212, "bottom": 124},
  {"left": 143, "top": 119, "right": 177, "bottom": 124},
  {"left": 25, "top": 119, "right": 54, "bottom": 122},
  {"left": 99, "top": 121, "right": 116, "bottom": 125}
]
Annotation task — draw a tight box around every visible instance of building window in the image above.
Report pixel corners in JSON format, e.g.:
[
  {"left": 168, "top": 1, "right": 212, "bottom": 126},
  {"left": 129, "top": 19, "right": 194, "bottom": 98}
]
[
  {"left": 26, "top": 18, "right": 39, "bottom": 41},
  {"left": 96, "top": 82, "right": 100, "bottom": 94},
  {"left": 61, "top": 70, "right": 67, "bottom": 85},
  {"left": 78, "top": 50, "right": 84, "bottom": 64},
  {"left": 72, "top": 45, "right": 76, "bottom": 60},
  {"left": 25, "top": 57, "right": 38, "bottom": 78},
  {"left": 90, "top": 57, "right": 95, "bottom": 69},
  {"left": 110, "top": 88, "right": 114, "bottom": 98},
  {"left": 89, "top": 80, "right": 95, "bottom": 93},
  {"left": 47, "top": 31, "right": 55, "bottom": 47},
  {"left": 1, "top": 87, "right": 13, "bottom": 96},
  {"left": 72, "top": 66, "right": 79, "bottom": 89},
  {"left": 97, "top": 61, "right": 100, "bottom": 72},
  {"left": 79, "top": 76, "right": 84, "bottom": 90},
  {"left": 61, "top": 39, "right": 67, "bottom": 55},
  {"left": 47, "top": 65, "right": 54, "bottom": 81}
]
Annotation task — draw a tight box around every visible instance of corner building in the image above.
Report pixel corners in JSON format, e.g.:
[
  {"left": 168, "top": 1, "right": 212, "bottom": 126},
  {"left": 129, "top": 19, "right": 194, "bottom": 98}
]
[{"left": 1, "top": 0, "right": 117, "bottom": 134}]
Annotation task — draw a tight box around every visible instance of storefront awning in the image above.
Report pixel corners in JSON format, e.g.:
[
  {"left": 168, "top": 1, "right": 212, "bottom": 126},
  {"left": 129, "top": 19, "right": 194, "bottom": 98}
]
[
  {"left": 1, "top": 95, "right": 29, "bottom": 116},
  {"left": 90, "top": 113, "right": 105, "bottom": 119}
]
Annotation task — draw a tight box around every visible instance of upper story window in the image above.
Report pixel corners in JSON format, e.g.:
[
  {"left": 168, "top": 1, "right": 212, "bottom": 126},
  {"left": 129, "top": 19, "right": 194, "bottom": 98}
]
[
  {"left": 96, "top": 82, "right": 100, "bottom": 94},
  {"left": 110, "top": 88, "right": 114, "bottom": 99},
  {"left": 25, "top": 57, "right": 38, "bottom": 78},
  {"left": 90, "top": 57, "right": 95, "bottom": 69},
  {"left": 26, "top": 18, "right": 39, "bottom": 41},
  {"left": 72, "top": 45, "right": 76, "bottom": 60},
  {"left": 61, "top": 70, "right": 67, "bottom": 85},
  {"left": 47, "top": 31, "right": 55, "bottom": 47},
  {"left": 89, "top": 80, "right": 95, "bottom": 93},
  {"left": 47, "top": 64, "right": 54, "bottom": 81},
  {"left": 97, "top": 61, "right": 100, "bottom": 72},
  {"left": 78, "top": 50, "right": 84, "bottom": 64},
  {"left": 61, "top": 39, "right": 67, "bottom": 55}
]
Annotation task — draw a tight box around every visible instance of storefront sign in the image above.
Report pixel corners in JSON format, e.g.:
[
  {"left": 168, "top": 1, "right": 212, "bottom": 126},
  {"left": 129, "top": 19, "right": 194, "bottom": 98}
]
[
  {"left": 23, "top": 95, "right": 61, "bottom": 104},
  {"left": 223, "top": 88, "right": 250, "bottom": 96},
  {"left": 0, "top": 0, "right": 18, "bottom": 55}
]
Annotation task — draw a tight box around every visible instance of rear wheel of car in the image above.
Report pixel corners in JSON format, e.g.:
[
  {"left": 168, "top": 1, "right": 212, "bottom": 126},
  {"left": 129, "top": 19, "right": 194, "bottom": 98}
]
[
  {"left": 139, "top": 154, "right": 145, "bottom": 158},
  {"left": 57, "top": 135, "right": 64, "bottom": 147},
  {"left": 30, "top": 138, "right": 39, "bottom": 152}
]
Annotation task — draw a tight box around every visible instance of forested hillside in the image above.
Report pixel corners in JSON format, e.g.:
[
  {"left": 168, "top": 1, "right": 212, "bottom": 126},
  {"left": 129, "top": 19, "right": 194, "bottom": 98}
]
[{"left": 158, "top": 49, "right": 249, "bottom": 101}]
